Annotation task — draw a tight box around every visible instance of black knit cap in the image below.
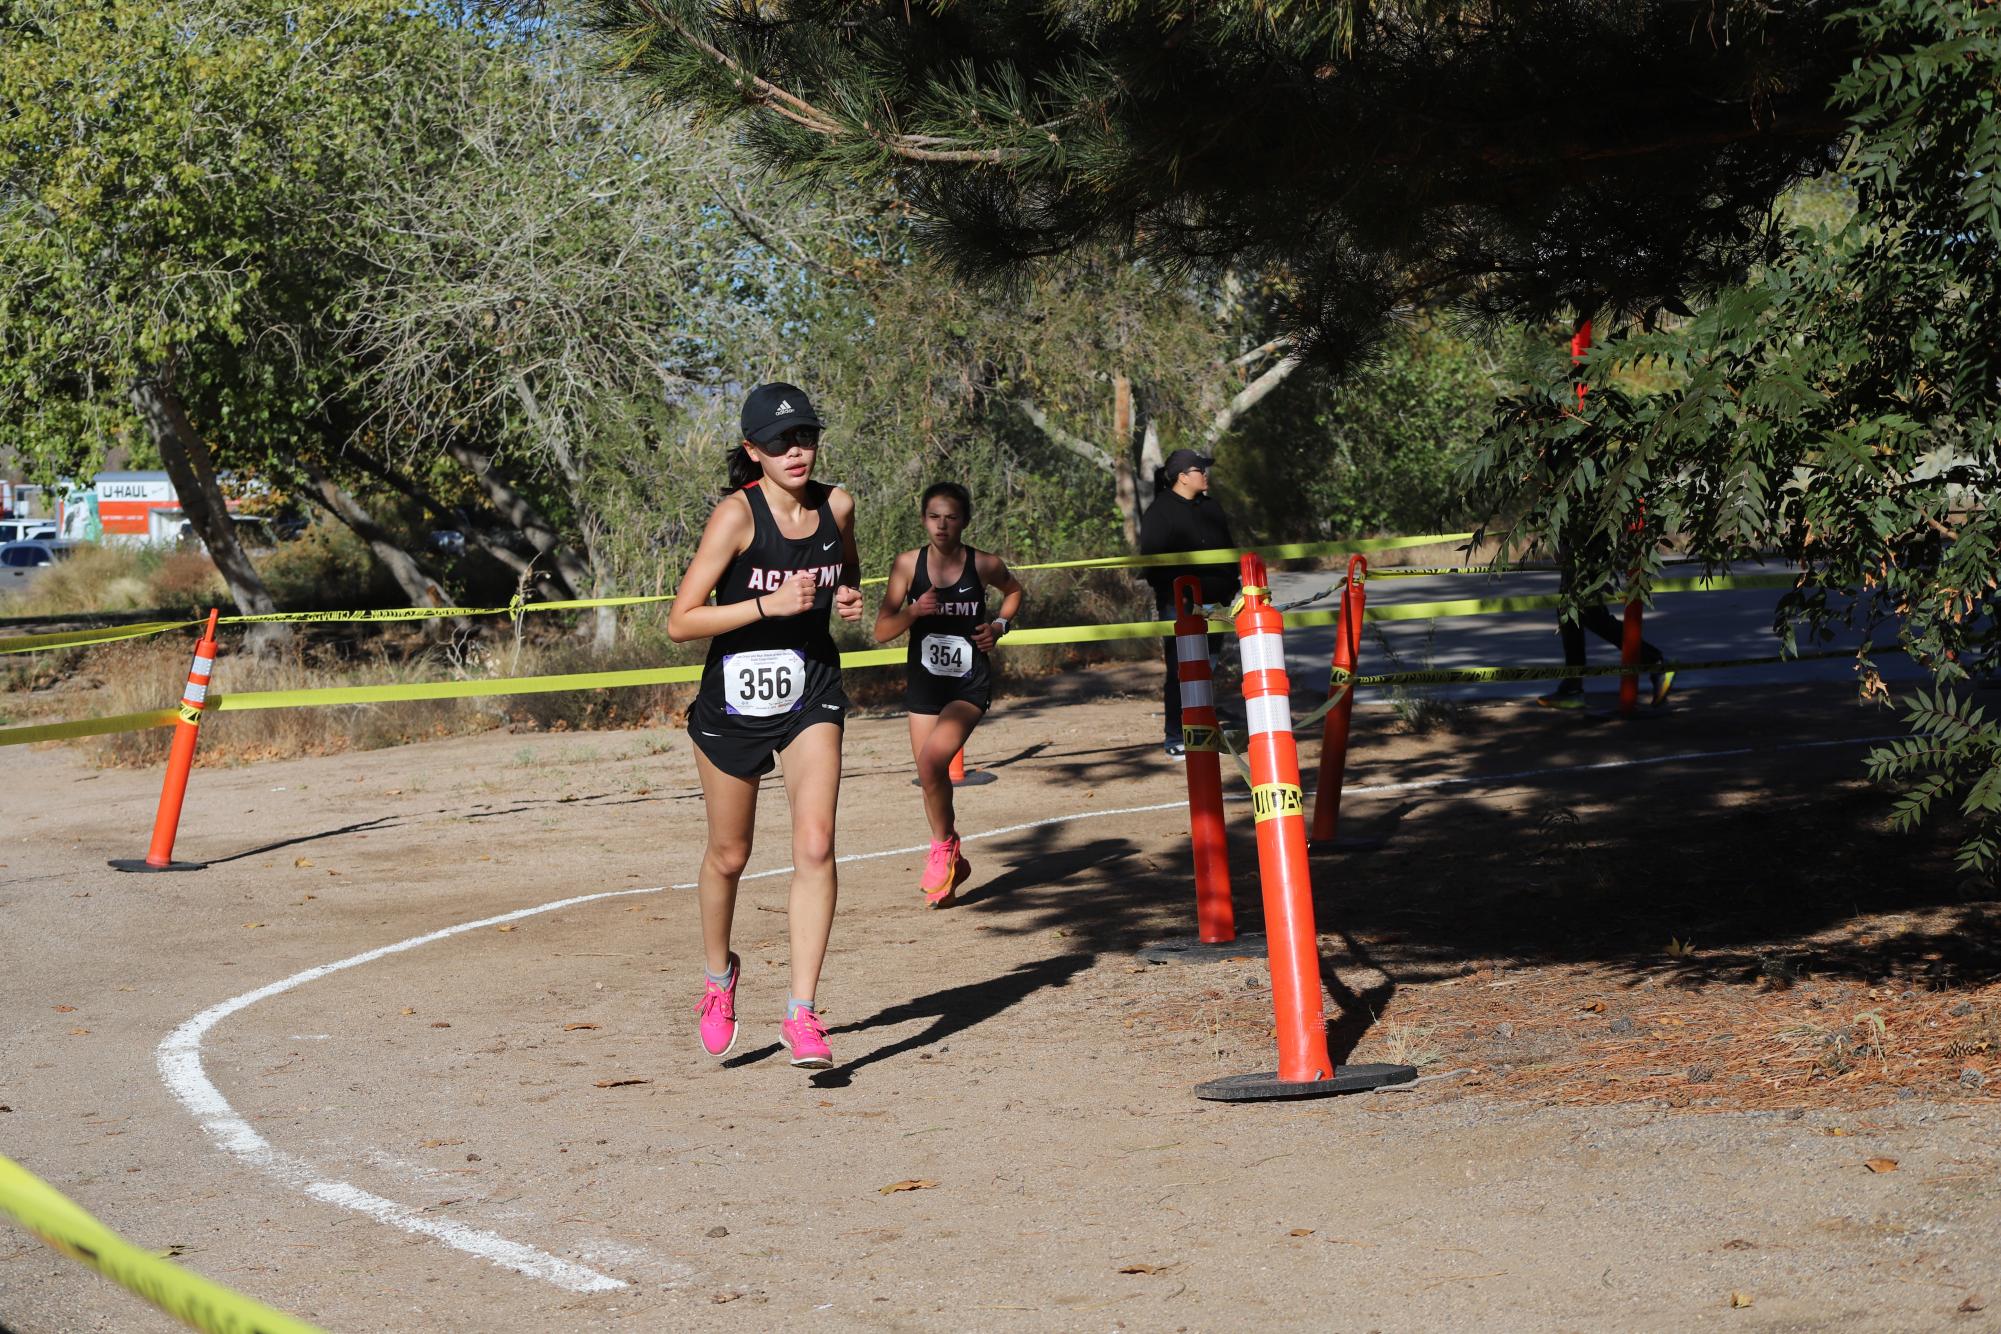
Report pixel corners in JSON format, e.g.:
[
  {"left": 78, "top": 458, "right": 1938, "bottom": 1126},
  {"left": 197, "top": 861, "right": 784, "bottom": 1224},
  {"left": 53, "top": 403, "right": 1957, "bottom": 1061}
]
[{"left": 740, "top": 382, "right": 823, "bottom": 446}]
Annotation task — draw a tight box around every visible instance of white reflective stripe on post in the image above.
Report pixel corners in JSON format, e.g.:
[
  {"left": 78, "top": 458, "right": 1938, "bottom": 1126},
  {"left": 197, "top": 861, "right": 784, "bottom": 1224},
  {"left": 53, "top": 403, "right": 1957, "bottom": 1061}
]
[
  {"left": 1239, "top": 632, "right": 1285, "bottom": 675},
  {"left": 182, "top": 680, "right": 208, "bottom": 704},
  {"left": 190, "top": 655, "right": 214, "bottom": 676},
  {"left": 1175, "top": 634, "right": 1209, "bottom": 664},
  {"left": 1179, "top": 678, "right": 1214, "bottom": 709},
  {"left": 1245, "top": 693, "right": 1290, "bottom": 737}
]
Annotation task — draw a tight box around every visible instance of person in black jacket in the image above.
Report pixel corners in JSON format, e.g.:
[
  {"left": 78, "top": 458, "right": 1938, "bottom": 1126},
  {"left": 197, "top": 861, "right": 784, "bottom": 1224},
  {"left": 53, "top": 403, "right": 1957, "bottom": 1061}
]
[{"left": 1139, "top": 449, "right": 1240, "bottom": 757}]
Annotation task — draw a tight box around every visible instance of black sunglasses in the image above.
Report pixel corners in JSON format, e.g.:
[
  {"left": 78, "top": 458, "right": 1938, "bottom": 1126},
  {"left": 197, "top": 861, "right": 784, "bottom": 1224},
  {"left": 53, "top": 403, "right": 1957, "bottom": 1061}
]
[{"left": 755, "top": 426, "right": 822, "bottom": 453}]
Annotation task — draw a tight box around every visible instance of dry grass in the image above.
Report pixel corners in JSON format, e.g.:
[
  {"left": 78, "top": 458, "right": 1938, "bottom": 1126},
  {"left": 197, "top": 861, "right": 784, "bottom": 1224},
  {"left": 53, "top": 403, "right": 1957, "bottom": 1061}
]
[{"left": 0, "top": 544, "right": 227, "bottom": 618}]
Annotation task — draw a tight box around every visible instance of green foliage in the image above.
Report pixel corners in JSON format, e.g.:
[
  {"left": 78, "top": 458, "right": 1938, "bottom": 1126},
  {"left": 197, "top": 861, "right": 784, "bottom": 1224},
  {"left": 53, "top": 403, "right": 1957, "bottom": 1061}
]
[{"left": 1468, "top": 0, "right": 2001, "bottom": 866}]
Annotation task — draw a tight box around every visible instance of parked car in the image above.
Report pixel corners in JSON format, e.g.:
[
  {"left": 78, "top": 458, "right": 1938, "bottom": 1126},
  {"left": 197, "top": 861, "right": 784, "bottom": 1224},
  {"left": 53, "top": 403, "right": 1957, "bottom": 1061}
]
[
  {"left": 0, "top": 519, "right": 57, "bottom": 544},
  {"left": 0, "top": 538, "right": 79, "bottom": 589}
]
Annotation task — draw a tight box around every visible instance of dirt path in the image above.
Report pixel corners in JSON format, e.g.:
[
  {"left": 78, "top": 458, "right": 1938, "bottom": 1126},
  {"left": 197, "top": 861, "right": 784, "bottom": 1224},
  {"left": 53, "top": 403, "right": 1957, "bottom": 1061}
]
[{"left": 3, "top": 668, "right": 1997, "bottom": 1331}]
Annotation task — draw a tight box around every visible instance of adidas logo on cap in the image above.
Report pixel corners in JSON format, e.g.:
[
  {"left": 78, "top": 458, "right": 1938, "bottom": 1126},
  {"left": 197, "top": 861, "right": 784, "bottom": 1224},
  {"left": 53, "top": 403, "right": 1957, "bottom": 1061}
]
[{"left": 775, "top": 399, "right": 795, "bottom": 415}]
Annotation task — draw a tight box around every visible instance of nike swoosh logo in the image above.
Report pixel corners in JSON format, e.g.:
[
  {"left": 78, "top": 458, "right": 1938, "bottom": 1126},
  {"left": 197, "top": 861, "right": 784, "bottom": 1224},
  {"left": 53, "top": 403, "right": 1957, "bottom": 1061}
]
[
  {"left": 822, "top": 540, "right": 837, "bottom": 551},
  {"left": 699, "top": 730, "right": 721, "bottom": 736}
]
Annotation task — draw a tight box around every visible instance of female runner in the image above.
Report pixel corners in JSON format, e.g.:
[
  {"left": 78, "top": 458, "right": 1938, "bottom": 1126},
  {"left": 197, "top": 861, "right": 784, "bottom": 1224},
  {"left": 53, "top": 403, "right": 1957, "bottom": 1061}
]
[
  {"left": 873, "top": 482, "right": 1024, "bottom": 908},
  {"left": 667, "top": 382, "right": 862, "bottom": 1069}
]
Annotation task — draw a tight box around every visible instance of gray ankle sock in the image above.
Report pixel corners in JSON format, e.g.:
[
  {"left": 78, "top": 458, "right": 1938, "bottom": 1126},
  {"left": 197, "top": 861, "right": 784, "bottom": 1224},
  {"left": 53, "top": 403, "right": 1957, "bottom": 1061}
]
[
  {"left": 705, "top": 961, "right": 735, "bottom": 988},
  {"left": 787, "top": 997, "right": 815, "bottom": 1020}
]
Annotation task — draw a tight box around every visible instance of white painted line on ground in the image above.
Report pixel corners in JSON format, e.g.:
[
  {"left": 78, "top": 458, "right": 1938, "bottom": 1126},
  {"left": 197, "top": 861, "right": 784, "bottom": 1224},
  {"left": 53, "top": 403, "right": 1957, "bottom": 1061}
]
[{"left": 154, "top": 729, "right": 1897, "bottom": 1293}]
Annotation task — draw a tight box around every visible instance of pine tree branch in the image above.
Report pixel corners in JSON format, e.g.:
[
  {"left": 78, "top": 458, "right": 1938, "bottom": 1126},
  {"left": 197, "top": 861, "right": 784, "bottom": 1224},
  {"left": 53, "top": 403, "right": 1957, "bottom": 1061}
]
[{"left": 629, "top": 0, "right": 1020, "bottom": 164}]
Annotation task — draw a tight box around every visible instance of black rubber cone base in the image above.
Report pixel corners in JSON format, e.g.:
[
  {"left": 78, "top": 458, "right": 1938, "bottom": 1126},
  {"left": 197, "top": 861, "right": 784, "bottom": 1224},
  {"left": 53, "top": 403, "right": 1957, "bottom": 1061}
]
[
  {"left": 109, "top": 857, "right": 205, "bottom": 873},
  {"left": 1309, "top": 835, "right": 1386, "bottom": 854},
  {"left": 1137, "top": 934, "right": 1267, "bottom": 965},
  {"left": 909, "top": 770, "right": 999, "bottom": 788},
  {"left": 1196, "top": 1063, "right": 1418, "bottom": 1102}
]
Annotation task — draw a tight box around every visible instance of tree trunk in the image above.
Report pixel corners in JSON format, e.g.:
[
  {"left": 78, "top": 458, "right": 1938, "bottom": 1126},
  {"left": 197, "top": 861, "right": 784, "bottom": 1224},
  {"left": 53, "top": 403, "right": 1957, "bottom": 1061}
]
[
  {"left": 1111, "top": 373, "right": 1140, "bottom": 550},
  {"left": 130, "top": 378, "right": 291, "bottom": 656},
  {"left": 1136, "top": 414, "right": 1164, "bottom": 516},
  {"left": 297, "top": 459, "right": 463, "bottom": 632},
  {"left": 509, "top": 373, "right": 615, "bottom": 649},
  {"left": 442, "top": 439, "right": 594, "bottom": 601}
]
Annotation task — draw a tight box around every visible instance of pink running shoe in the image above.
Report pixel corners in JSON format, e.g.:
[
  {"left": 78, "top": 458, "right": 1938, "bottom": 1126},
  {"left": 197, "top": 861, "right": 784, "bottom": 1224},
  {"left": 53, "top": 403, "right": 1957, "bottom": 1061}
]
[
  {"left": 779, "top": 1007, "right": 834, "bottom": 1069},
  {"left": 694, "top": 953, "right": 739, "bottom": 1057},
  {"left": 921, "top": 836, "right": 971, "bottom": 909}
]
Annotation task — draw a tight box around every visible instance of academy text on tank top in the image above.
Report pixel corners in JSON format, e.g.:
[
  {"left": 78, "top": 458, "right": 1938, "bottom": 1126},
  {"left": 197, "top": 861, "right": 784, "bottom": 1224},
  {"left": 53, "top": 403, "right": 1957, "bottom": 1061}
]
[
  {"left": 699, "top": 481, "right": 845, "bottom": 722},
  {"left": 907, "top": 544, "right": 988, "bottom": 682}
]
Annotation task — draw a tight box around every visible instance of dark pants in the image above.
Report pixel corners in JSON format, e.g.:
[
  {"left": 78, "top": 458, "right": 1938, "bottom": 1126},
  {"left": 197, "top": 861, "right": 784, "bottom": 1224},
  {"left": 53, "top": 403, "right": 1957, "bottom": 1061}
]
[
  {"left": 1554, "top": 555, "right": 1663, "bottom": 694},
  {"left": 1159, "top": 594, "right": 1225, "bottom": 740}
]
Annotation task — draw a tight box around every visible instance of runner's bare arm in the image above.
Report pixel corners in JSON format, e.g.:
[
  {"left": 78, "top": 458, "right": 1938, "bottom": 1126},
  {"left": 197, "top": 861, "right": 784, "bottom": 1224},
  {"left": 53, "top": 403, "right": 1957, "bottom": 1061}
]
[
  {"left": 666, "top": 494, "right": 763, "bottom": 643},
  {"left": 873, "top": 550, "right": 918, "bottom": 643},
  {"left": 829, "top": 486, "right": 864, "bottom": 622},
  {"left": 970, "top": 552, "right": 1024, "bottom": 652}
]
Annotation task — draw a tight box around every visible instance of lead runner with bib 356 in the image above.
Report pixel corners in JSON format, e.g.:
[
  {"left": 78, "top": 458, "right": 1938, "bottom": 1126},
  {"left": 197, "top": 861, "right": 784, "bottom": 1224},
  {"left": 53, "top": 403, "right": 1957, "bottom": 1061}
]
[
  {"left": 874, "top": 482, "right": 1024, "bottom": 908},
  {"left": 667, "top": 383, "right": 863, "bottom": 1071}
]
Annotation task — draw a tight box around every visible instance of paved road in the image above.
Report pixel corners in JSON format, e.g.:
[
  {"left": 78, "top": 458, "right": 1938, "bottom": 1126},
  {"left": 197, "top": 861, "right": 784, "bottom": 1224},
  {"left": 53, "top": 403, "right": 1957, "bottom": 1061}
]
[{"left": 1260, "top": 564, "right": 1928, "bottom": 709}]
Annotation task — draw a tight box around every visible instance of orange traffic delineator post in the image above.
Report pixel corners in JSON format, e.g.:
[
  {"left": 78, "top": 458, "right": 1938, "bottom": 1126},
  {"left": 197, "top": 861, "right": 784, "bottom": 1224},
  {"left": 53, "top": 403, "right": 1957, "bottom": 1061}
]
[
  {"left": 1308, "top": 555, "right": 1384, "bottom": 854},
  {"left": 914, "top": 746, "right": 997, "bottom": 789},
  {"left": 1174, "top": 575, "right": 1236, "bottom": 944},
  {"left": 1196, "top": 556, "right": 1413, "bottom": 1102},
  {"left": 111, "top": 608, "right": 220, "bottom": 874},
  {"left": 1618, "top": 595, "right": 1643, "bottom": 717}
]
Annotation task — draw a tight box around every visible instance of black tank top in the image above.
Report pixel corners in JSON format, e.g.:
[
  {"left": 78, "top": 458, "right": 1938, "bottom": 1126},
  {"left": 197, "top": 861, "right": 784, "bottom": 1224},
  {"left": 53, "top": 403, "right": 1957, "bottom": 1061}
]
[
  {"left": 906, "top": 545, "right": 988, "bottom": 682},
  {"left": 696, "top": 481, "right": 845, "bottom": 725}
]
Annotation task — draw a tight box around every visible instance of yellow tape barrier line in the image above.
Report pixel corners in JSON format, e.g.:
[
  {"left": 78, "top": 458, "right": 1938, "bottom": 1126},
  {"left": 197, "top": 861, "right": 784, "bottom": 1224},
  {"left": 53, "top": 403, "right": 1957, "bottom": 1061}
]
[
  {"left": 0, "top": 1153, "right": 325, "bottom": 1334},
  {"left": 1350, "top": 645, "right": 1899, "bottom": 688},
  {"left": 0, "top": 620, "right": 202, "bottom": 655},
  {"left": 0, "top": 576, "right": 1832, "bottom": 746},
  {"left": 0, "top": 707, "right": 180, "bottom": 746}
]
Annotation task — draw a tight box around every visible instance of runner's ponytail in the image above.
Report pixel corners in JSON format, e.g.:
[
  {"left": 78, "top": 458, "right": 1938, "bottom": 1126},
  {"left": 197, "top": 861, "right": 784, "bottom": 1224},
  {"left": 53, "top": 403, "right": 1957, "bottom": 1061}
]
[{"left": 724, "top": 443, "right": 761, "bottom": 493}]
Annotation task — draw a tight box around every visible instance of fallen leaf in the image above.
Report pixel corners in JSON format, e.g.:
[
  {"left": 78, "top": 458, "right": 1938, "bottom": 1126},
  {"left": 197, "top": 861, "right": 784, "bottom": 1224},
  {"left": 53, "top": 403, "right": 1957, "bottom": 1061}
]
[
  {"left": 1289, "top": 1228, "right": 1315, "bottom": 1237},
  {"left": 878, "top": 1179, "right": 938, "bottom": 1195},
  {"left": 1118, "top": 1263, "right": 1171, "bottom": 1275},
  {"left": 1729, "top": 1291, "right": 1753, "bottom": 1309},
  {"left": 1721, "top": 1239, "right": 1756, "bottom": 1251},
  {"left": 68, "top": 1028, "right": 89, "bottom": 1036},
  {"left": 594, "top": 1078, "right": 651, "bottom": 1089},
  {"left": 1665, "top": 937, "right": 1695, "bottom": 958},
  {"left": 242, "top": 922, "right": 264, "bottom": 929},
  {"left": 420, "top": 1138, "right": 464, "bottom": 1149},
  {"left": 1826, "top": 1127, "right": 1850, "bottom": 1137},
  {"left": 154, "top": 1243, "right": 189, "bottom": 1258},
  {"left": 429, "top": 1021, "right": 451, "bottom": 1029},
  {"left": 1959, "top": 1294, "right": 1986, "bottom": 1313},
  {"left": 52, "top": 1005, "right": 75, "bottom": 1013},
  {"left": 563, "top": 1023, "right": 600, "bottom": 1032},
  {"left": 400, "top": 1007, "right": 416, "bottom": 1016},
  {"left": 711, "top": 1292, "right": 742, "bottom": 1304},
  {"left": 1864, "top": 1157, "right": 1900, "bottom": 1173},
  {"left": 384, "top": 789, "right": 402, "bottom": 796},
  {"left": 1580, "top": 1000, "right": 1605, "bottom": 1014},
  {"left": 496, "top": 925, "right": 517, "bottom": 933},
  {"left": 293, "top": 857, "right": 313, "bottom": 868}
]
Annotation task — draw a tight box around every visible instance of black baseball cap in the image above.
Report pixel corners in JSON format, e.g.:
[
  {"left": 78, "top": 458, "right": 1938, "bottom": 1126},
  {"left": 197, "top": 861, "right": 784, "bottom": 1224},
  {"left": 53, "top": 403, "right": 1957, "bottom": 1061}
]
[
  {"left": 740, "top": 382, "right": 823, "bottom": 447},
  {"left": 1163, "top": 448, "right": 1213, "bottom": 477}
]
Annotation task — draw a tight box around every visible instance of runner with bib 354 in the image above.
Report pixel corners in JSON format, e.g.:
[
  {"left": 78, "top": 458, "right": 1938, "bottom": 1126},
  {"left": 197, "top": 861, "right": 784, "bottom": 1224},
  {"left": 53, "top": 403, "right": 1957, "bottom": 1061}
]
[
  {"left": 669, "top": 382, "right": 863, "bottom": 1071},
  {"left": 874, "top": 482, "right": 1024, "bottom": 908}
]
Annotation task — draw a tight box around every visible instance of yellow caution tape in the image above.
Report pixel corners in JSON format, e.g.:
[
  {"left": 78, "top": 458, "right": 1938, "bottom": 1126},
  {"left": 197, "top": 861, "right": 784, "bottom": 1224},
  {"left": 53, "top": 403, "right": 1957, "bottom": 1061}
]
[
  {"left": 0, "top": 620, "right": 202, "bottom": 655},
  {"left": 1250, "top": 781, "right": 1303, "bottom": 824},
  {"left": 0, "top": 707, "right": 180, "bottom": 746},
  {"left": 0, "top": 576, "right": 1859, "bottom": 750},
  {"left": 0, "top": 1152, "right": 325, "bottom": 1334},
  {"left": 1181, "top": 724, "right": 1220, "bottom": 753}
]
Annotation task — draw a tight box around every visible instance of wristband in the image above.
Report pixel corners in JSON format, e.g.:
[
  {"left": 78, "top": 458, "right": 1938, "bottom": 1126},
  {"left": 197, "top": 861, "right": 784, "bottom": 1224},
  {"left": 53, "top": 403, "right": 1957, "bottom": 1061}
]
[
  {"left": 992, "top": 616, "right": 1010, "bottom": 636},
  {"left": 755, "top": 595, "right": 766, "bottom": 619}
]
